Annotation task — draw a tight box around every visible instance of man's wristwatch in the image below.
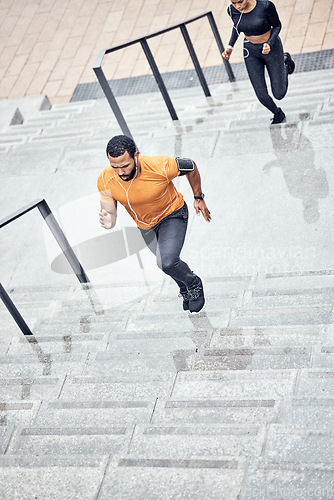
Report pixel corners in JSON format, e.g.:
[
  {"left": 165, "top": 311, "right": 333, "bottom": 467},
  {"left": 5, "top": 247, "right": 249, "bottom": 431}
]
[{"left": 194, "top": 193, "right": 205, "bottom": 200}]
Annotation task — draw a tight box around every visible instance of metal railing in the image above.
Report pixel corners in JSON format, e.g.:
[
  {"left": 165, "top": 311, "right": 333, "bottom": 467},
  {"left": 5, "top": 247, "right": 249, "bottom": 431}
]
[
  {"left": 0, "top": 199, "right": 89, "bottom": 335},
  {"left": 93, "top": 11, "right": 235, "bottom": 138}
]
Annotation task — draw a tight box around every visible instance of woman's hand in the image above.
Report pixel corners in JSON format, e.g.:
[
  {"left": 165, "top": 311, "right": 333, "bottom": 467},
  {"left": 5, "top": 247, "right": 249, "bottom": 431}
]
[
  {"left": 262, "top": 43, "right": 271, "bottom": 54},
  {"left": 222, "top": 48, "right": 233, "bottom": 60}
]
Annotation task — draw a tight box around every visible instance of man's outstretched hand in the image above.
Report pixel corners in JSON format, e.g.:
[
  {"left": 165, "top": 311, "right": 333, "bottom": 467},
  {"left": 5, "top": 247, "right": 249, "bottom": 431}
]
[{"left": 194, "top": 199, "right": 211, "bottom": 222}]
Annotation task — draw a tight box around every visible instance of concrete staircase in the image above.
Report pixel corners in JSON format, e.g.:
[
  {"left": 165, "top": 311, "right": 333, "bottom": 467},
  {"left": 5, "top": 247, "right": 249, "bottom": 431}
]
[{"left": 1, "top": 68, "right": 334, "bottom": 499}]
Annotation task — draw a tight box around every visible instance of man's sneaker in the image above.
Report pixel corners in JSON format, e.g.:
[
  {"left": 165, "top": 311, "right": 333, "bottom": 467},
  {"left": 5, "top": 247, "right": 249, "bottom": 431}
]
[
  {"left": 284, "top": 52, "right": 295, "bottom": 75},
  {"left": 187, "top": 276, "right": 205, "bottom": 313},
  {"left": 271, "top": 108, "right": 285, "bottom": 125},
  {"left": 178, "top": 288, "right": 189, "bottom": 311}
]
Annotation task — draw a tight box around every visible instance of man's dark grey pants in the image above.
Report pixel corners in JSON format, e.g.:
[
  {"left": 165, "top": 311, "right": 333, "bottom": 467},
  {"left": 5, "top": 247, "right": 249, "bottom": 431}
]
[{"left": 140, "top": 202, "right": 196, "bottom": 291}]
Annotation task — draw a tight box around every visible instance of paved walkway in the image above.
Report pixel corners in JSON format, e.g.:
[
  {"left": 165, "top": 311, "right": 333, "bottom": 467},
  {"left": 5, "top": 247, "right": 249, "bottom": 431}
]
[{"left": 1, "top": 0, "right": 334, "bottom": 104}]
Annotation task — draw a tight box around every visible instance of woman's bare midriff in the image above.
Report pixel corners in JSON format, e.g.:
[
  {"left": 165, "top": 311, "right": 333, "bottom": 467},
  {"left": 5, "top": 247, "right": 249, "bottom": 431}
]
[{"left": 245, "top": 29, "right": 271, "bottom": 44}]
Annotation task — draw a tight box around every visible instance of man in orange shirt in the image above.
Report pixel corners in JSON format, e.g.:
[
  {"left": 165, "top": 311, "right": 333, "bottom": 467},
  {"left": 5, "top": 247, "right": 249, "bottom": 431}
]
[{"left": 98, "top": 135, "right": 211, "bottom": 313}]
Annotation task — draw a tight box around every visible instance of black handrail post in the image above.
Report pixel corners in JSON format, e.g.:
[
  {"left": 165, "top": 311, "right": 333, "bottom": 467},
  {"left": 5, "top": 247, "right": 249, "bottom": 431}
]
[
  {"left": 140, "top": 38, "right": 179, "bottom": 121},
  {"left": 207, "top": 11, "right": 235, "bottom": 82},
  {"left": 93, "top": 50, "right": 133, "bottom": 138},
  {"left": 0, "top": 283, "right": 33, "bottom": 336},
  {"left": 37, "top": 200, "right": 90, "bottom": 284},
  {"left": 180, "top": 24, "right": 211, "bottom": 97}
]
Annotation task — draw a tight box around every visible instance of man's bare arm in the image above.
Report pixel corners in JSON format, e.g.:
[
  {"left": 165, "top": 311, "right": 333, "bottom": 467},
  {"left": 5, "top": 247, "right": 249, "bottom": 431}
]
[
  {"left": 186, "top": 163, "right": 211, "bottom": 222},
  {"left": 99, "top": 199, "right": 117, "bottom": 229}
]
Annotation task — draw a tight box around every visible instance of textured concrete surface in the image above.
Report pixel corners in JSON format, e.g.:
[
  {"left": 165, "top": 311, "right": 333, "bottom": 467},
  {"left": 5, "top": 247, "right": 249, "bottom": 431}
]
[{"left": 0, "top": 66, "right": 334, "bottom": 499}]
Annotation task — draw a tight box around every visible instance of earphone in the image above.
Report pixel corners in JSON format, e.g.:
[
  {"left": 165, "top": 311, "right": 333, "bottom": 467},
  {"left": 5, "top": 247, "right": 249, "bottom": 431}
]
[
  {"left": 229, "top": 0, "right": 250, "bottom": 36},
  {"left": 229, "top": 5, "right": 243, "bottom": 37},
  {"left": 134, "top": 156, "right": 138, "bottom": 178},
  {"left": 229, "top": 2, "right": 250, "bottom": 58}
]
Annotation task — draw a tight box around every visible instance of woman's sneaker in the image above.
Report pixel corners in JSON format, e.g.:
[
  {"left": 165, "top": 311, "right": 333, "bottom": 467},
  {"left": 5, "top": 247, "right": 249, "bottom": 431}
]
[
  {"left": 271, "top": 108, "right": 285, "bottom": 125},
  {"left": 187, "top": 276, "right": 205, "bottom": 313},
  {"left": 284, "top": 52, "right": 295, "bottom": 75}
]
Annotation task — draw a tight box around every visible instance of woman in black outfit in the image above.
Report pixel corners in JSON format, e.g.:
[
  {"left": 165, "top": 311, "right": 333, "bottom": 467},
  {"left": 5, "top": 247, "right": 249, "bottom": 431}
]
[{"left": 222, "top": 0, "right": 295, "bottom": 124}]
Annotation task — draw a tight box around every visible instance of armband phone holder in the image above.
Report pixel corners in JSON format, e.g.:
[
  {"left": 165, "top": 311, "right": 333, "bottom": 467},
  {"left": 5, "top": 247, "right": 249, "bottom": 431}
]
[{"left": 176, "top": 157, "right": 195, "bottom": 176}]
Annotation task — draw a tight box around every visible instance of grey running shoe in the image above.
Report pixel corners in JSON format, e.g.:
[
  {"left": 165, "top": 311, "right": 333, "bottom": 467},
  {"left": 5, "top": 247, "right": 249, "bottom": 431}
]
[
  {"left": 271, "top": 108, "right": 285, "bottom": 125},
  {"left": 179, "top": 288, "right": 190, "bottom": 311},
  {"left": 187, "top": 276, "right": 205, "bottom": 313}
]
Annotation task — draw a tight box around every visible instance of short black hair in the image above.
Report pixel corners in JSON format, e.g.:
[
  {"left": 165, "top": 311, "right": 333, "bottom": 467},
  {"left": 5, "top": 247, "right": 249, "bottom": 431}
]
[{"left": 106, "top": 135, "right": 138, "bottom": 159}]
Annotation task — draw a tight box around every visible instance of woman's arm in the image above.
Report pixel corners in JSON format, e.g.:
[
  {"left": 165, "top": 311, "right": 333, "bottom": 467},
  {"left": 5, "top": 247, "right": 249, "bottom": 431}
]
[
  {"left": 266, "top": 0, "right": 282, "bottom": 47},
  {"left": 222, "top": 6, "right": 239, "bottom": 60}
]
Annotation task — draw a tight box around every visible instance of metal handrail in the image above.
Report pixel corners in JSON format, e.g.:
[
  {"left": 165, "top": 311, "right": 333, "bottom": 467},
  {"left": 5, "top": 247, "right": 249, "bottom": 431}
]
[
  {"left": 93, "top": 11, "right": 235, "bottom": 138},
  {"left": 0, "top": 199, "right": 89, "bottom": 335}
]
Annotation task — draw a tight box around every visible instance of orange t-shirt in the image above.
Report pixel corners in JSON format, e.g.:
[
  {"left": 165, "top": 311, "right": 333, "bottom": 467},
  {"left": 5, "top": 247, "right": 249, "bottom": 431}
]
[{"left": 97, "top": 155, "right": 184, "bottom": 229}]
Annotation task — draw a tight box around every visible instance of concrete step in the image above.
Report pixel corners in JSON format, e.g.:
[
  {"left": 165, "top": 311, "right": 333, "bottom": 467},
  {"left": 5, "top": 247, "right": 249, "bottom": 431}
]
[
  {"left": 0, "top": 95, "right": 51, "bottom": 132},
  {"left": 0, "top": 108, "right": 328, "bottom": 152},
  {"left": 230, "top": 304, "right": 333, "bottom": 327},
  {"left": 2, "top": 281, "right": 334, "bottom": 368},
  {"left": 1, "top": 106, "right": 330, "bottom": 153},
  {"left": 0, "top": 455, "right": 108, "bottom": 500},
  {"left": 1, "top": 70, "right": 333, "bottom": 151}
]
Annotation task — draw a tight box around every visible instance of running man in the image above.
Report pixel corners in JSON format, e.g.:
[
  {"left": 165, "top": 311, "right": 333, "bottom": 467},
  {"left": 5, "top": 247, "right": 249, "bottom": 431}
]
[{"left": 97, "top": 135, "right": 211, "bottom": 313}]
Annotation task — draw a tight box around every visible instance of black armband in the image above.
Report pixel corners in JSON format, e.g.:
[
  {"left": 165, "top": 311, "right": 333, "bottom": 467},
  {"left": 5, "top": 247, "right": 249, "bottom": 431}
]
[{"left": 176, "top": 157, "right": 195, "bottom": 176}]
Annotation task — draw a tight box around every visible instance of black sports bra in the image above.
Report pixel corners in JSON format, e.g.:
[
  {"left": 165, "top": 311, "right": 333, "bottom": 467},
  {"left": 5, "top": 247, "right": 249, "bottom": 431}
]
[{"left": 227, "top": 0, "right": 281, "bottom": 47}]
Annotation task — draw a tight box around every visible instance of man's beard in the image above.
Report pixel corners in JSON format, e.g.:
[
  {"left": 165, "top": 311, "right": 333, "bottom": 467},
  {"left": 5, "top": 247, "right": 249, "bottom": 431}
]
[{"left": 119, "top": 165, "right": 137, "bottom": 181}]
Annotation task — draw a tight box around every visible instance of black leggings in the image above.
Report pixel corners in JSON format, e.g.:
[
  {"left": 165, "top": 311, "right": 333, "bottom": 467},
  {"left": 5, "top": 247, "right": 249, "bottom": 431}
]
[
  {"left": 140, "top": 203, "right": 195, "bottom": 291},
  {"left": 244, "top": 36, "right": 288, "bottom": 114}
]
